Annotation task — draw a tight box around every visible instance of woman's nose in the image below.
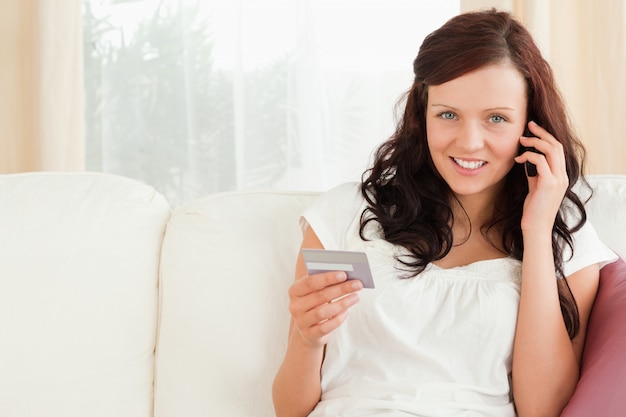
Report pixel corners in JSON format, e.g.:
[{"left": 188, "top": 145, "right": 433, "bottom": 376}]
[{"left": 456, "top": 122, "right": 484, "bottom": 151}]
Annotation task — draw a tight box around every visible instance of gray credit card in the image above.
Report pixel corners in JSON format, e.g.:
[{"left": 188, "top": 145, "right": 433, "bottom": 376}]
[{"left": 301, "top": 249, "right": 375, "bottom": 288}]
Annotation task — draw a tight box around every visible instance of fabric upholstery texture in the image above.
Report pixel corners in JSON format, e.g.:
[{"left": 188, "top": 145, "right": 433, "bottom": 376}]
[
  {"left": 577, "top": 175, "right": 626, "bottom": 258},
  {"left": 0, "top": 172, "right": 170, "bottom": 417},
  {"left": 154, "top": 191, "right": 317, "bottom": 417}
]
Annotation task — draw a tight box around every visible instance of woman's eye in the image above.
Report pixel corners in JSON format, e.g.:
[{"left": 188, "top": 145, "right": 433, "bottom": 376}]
[
  {"left": 490, "top": 115, "right": 506, "bottom": 123},
  {"left": 440, "top": 112, "right": 456, "bottom": 120}
]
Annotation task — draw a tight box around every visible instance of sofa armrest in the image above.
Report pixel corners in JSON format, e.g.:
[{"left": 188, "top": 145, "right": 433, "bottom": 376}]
[{"left": 0, "top": 172, "right": 170, "bottom": 417}]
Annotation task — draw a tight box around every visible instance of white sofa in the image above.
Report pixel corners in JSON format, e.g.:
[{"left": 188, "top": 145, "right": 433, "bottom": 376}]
[{"left": 0, "top": 172, "right": 624, "bottom": 417}]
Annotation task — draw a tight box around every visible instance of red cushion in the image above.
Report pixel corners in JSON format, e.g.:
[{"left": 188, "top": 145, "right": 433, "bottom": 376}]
[{"left": 561, "top": 257, "right": 626, "bottom": 416}]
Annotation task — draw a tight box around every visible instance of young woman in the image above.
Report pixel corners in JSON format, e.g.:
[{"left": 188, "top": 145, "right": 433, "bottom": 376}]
[{"left": 272, "top": 9, "right": 617, "bottom": 417}]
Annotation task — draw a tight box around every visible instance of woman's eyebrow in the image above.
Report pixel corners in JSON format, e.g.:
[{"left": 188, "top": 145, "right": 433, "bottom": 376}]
[
  {"left": 430, "top": 104, "right": 459, "bottom": 110},
  {"left": 430, "top": 104, "right": 517, "bottom": 111},
  {"left": 485, "top": 106, "right": 517, "bottom": 111}
]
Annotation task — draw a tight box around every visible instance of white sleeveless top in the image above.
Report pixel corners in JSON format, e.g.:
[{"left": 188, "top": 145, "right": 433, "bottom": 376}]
[{"left": 303, "top": 183, "right": 617, "bottom": 417}]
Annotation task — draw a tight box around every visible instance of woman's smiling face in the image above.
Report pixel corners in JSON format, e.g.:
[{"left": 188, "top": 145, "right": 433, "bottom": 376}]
[{"left": 425, "top": 62, "right": 527, "bottom": 204}]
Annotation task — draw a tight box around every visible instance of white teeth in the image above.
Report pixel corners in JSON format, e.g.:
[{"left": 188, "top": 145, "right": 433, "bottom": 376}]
[{"left": 453, "top": 158, "right": 486, "bottom": 170}]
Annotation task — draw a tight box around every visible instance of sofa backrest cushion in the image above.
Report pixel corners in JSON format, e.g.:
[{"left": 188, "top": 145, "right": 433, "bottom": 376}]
[
  {"left": 154, "top": 190, "right": 317, "bottom": 417},
  {"left": 579, "top": 175, "right": 626, "bottom": 259},
  {"left": 0, "top": 172, "right": 170, "bottom": 417}
]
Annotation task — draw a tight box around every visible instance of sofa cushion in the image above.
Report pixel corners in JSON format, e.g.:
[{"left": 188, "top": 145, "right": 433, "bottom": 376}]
[
  {"left": 0, "top": 172, "right": 170, "bottom": 417},
  {"left": 561, "top": 256, "right": 626, "bottom": 416},
  {"left": 154, "top": 190, "right": 318, "bottom": 417},
  {"left": 579, "top": 175, "right": 626, "bottom": 259}
]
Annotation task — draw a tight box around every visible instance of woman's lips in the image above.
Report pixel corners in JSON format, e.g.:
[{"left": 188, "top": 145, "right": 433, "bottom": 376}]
[{"left": 452, "top": 157, "right": 486, "bottom": 170}]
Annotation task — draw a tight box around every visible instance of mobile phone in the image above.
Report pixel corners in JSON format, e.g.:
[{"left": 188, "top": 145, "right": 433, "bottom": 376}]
[
  {"left": 301, "top": 249, "right": 375, "bottom": 288},
  {"left": 521, "top": 126, "right": 542, "bottom": 177}
]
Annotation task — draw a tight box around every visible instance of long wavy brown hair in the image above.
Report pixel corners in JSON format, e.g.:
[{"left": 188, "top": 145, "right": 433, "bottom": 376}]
[{"left": 360, "top": 9, "right": 589, "bottom": 339}]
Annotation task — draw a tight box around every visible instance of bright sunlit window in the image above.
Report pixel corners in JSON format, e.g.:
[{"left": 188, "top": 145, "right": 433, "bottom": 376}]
[{"left": 83, "top": 0, "right": 459, "bottom": 204}]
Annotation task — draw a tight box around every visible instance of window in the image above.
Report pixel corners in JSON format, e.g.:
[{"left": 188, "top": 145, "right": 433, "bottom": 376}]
[{"left": 83, "top": 0, "right": 459, "bottom": 204}]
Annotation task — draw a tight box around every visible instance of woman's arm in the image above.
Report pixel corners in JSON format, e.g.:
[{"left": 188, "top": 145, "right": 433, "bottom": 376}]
[
  {"left": 272, "top": 226, "right": 363, "bottom": 417},
  {"left": 513, "top": 122, "right": 600, "bottom": 416},
  {"left": 513, "top": 234, "right": 599, "bottom": 417}
]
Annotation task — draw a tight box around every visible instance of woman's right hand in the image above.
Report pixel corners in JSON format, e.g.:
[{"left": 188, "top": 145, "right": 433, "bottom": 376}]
[
  {"left": 288, "top": 270, "right": 363, "bottom": 348},
  {"left": 273, "top": 226, "right": 361, "bottom": 417}
]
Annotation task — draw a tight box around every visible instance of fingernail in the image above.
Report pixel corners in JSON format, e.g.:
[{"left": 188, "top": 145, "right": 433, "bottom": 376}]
[
  {"left": 351, "top": 280, "right": 363, "bottom": 290},
  {"left": 336, "top": 272, "right": 347, "bottom": 281}
]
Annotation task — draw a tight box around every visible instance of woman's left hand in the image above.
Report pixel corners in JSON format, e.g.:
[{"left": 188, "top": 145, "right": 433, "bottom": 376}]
[{"left": 515, "top": 121, "right": 569, "bottom": 233}]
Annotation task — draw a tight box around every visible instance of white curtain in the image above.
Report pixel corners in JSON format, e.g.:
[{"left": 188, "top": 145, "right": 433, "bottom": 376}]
[
  {"left": 83, "top": 0, "right": 459, "bottom": 204},
  {"left": 0, "top": 0, "right": 84, "bottom": 173},
  {"left": 538, "top": 0, "right": 626, "bottom": 175}
]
